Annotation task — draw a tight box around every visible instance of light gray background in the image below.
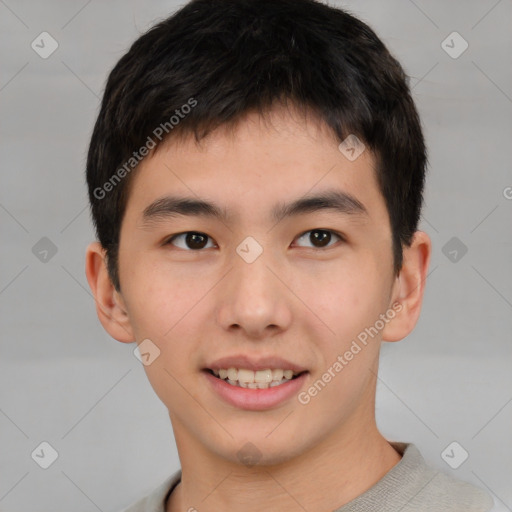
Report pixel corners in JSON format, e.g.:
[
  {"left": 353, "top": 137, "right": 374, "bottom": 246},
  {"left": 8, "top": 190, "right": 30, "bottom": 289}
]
[{"left": 1, "top": 0, "right": 511, "bottom": 510}]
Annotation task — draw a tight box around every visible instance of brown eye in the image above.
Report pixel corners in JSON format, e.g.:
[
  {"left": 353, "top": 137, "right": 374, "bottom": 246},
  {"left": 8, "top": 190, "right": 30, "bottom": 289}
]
[
  {"left": 165, "top": 232, "right": 215, "bottom": 250},
  {"left": 295, "top": 229, "right": 343, "bottom": 249}
]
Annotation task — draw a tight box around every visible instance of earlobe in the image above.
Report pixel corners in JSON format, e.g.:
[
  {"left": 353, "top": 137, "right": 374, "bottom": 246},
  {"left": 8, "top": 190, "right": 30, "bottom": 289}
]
[
  {"left": 381, "top": 231, "right": 431, "bottom": 342},
  {"left": 84, "top": 241, "right": 135, "bottom": 343}
]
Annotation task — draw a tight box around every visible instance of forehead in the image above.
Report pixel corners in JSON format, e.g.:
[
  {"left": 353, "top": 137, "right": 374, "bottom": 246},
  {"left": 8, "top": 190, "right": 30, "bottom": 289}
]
[{"left": 122, "top": 106, "right": 386, "bottom": 227}]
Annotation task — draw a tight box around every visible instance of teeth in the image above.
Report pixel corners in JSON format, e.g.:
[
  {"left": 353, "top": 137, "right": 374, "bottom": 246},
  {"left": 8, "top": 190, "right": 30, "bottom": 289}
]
[
  {"left": 239, "top": 368, "right": 255, "bottom": 383},
  {"left": 273, "top": 369, "right": 284, "bottom": 381},
  {"left": 211, "top": 367, "right": 303, "bottom": 389},
  {"left": 226, "top": 378, "right": 291, "bottom": 389}
]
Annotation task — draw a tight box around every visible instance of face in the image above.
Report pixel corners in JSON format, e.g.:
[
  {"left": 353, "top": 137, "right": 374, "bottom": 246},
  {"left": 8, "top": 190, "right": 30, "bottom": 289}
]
[{"left": 108, "top": 106, "right": 404, "bottom": 465}]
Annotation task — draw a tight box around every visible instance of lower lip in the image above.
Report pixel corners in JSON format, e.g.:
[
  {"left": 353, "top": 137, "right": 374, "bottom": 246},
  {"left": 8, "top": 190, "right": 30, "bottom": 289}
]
[{"left": 203, "top": 370, "right": 308, "bottom": 411}]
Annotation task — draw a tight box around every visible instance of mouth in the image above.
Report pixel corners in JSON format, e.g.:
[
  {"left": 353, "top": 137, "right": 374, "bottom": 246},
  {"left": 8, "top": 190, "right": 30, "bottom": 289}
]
[
  {"left": 203, "top": 368, "right": 308, "bottom": 389},
  {"left": 202, "top": 367, "right": 310, "bottom": 410}
]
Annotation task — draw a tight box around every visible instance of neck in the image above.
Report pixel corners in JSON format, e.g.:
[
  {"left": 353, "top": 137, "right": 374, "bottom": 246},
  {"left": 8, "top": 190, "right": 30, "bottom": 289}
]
[{"left": 166, "top": 414, "right": 401, "bottom": 512}]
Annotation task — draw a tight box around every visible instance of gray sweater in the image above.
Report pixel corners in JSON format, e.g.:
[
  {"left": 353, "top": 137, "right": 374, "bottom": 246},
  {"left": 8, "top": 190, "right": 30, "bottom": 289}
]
[{"left": 121, "top": 442, "right": 494, "bottom": 512}]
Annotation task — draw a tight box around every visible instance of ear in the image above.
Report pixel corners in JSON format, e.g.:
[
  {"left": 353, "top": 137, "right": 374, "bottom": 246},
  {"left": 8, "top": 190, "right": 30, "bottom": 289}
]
[
  {"left": 85, "top": 241, "right": 135, "bottom": 343},
  {"left": 382, "top": 230, "right": 431, "bottom": 342}
]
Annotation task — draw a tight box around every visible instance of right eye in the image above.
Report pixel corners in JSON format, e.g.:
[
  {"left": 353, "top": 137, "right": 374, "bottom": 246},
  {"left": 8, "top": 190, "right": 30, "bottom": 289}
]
[{"left": 163, "top": 231, "right": 217, "bottom": 250}]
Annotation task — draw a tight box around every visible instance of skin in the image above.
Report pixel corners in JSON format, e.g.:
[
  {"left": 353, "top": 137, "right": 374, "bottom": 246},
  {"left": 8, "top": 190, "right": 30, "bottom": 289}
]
[{"left": 85, "top": 104, "right": 431, "bottom": 512}]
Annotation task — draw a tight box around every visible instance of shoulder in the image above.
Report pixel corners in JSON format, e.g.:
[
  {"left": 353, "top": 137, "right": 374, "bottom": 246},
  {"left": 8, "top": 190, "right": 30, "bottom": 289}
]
[
  {"left": 337, "top": 442, "right": 494, "bottom": 512},
  {"left": 390, "top": 442, "right": 494, "bottom": 512},
  {"left": 414, "top": 468, "right": 495, "bottom": 511}
]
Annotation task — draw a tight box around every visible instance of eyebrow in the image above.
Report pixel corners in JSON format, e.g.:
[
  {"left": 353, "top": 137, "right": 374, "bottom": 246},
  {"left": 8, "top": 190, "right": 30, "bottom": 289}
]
[{"left": 140, "top": 189, "right": 368, "bottom": 227}]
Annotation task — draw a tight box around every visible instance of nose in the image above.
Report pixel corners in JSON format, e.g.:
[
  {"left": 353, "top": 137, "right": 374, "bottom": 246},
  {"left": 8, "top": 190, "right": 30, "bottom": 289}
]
[{"left": 215, "top": 249, "right": 292, "bottom": 339}]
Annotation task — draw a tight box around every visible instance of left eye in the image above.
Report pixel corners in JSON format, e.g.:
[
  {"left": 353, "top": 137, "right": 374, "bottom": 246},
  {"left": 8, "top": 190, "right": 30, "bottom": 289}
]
[
  {"left": 294, "top": 229, "right": 343, "bottom": 249},
  {"left": 164, "top": 231, "right": 215, "bottom": 250}
]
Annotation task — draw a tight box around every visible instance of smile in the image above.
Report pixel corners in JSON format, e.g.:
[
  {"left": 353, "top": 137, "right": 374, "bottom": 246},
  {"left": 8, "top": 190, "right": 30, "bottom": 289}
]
[
  {"left": 208, "top": 368, "right": 305, "bottom": 389},
  {"left": 203, "top": 369, "right": 309, "bottom": 410}
]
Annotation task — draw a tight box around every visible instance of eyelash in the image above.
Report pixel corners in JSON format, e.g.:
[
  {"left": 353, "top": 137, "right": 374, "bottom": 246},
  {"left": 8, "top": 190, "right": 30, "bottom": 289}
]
[{"left": 163, "top": 229, "right": 345, "bottom": 251}]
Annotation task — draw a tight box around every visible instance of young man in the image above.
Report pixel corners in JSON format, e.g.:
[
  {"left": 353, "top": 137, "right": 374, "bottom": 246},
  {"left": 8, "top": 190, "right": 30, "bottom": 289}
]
[{"left": 84, "top": 0, "right": 494, "bottom": 510}]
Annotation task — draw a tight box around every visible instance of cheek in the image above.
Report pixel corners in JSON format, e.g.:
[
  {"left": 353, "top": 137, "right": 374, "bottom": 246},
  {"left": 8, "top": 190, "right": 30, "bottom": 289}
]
[
  {"left": 123, "top": 264, "right": 210, "bottom": 377},
  {"left": 297, "top": 255, "right": 389, "bottom": 347},
  {"left": 129, "top": 283, "right": 200, "bottom": 408},
  {"left": 122, "top": 257, "right": 197, "bottom": 337},
  {"left": 301, "top": 257, "right": 368, "bottom": 310}
]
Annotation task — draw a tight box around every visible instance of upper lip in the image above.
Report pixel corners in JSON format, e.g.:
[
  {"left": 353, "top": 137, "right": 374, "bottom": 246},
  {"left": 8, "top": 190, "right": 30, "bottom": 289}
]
[{"left": 204, "top": 355, "right": 308, "bottom": 373}]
